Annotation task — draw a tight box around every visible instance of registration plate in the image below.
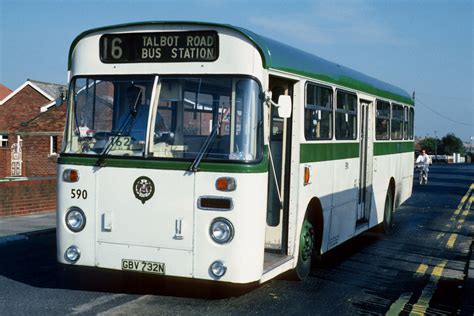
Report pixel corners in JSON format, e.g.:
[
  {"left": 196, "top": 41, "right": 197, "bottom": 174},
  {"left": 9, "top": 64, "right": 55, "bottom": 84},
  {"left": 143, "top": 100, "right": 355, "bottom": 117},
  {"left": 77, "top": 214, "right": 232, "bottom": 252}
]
[{"left": 121, "top": 259, "right": 165, "bottom": 275}]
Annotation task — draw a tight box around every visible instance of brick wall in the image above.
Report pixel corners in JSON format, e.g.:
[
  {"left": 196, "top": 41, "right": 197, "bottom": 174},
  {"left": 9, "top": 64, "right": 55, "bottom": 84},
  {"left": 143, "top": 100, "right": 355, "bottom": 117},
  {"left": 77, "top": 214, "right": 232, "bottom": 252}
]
[
  {"left": 21, "top": 135, "right": 62, "bottom": 177},
  {"left": 0, "top": 178, "right": 56, "bottom": 217},
  {"left": 0, "top": 148, "right": 9, "bottom": 178}
]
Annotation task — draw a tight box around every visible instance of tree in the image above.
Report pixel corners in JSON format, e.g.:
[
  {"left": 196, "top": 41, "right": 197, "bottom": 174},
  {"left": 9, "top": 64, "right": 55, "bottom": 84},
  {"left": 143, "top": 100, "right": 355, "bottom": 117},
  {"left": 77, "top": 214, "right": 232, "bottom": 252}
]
[
  {"left": 441, "top": 133, "right": 465, "bottom": 155},
  {"left": 419, "top": 137, "right": 440, "bottom": 154}
]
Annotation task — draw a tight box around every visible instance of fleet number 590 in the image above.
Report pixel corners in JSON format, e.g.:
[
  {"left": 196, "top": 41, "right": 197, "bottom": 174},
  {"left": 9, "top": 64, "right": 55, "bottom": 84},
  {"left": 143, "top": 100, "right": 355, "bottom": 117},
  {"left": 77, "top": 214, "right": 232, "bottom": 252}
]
[{"left": 71, "top": 189, "right": 88, "bottom": 199}]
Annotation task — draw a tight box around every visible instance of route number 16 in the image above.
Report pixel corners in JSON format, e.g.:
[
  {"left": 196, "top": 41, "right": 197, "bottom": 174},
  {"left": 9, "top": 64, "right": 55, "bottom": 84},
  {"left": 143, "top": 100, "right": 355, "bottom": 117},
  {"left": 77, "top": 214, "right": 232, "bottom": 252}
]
[{"left": 102, "top": 37, "right": 123, "bottom": 60}]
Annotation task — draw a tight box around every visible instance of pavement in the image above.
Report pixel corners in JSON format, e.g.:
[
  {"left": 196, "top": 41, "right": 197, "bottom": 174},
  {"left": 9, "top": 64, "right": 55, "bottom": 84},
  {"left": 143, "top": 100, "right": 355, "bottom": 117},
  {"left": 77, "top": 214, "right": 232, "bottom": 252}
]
[{"left": 0, "top": 211, "right": 56, "bottom": 244}]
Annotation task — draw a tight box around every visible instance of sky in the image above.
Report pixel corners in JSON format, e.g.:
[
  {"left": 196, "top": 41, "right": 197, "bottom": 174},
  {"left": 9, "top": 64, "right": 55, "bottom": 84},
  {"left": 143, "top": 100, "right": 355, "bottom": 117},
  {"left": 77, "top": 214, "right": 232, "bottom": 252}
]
[{"left": 0, "top": 0, "right": 473, "bottom": 142}]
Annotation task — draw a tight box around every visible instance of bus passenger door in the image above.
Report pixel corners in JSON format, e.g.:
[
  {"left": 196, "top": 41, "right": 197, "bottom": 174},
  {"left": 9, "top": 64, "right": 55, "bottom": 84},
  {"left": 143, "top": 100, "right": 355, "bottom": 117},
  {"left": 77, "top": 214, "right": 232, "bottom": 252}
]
[
  {"left": 265, "top": 76, "right": 294, "bottom": 253},
  {"left": 357, "top": 100, "right": 374, "bottom": 224}
]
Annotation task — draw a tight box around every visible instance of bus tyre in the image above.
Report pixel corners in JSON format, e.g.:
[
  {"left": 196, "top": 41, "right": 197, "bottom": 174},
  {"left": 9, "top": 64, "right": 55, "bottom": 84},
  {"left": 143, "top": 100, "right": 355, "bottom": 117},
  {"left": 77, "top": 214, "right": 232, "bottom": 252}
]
[
  {"left": 293, "top": 217, "right": 314, "bottom": 280},
  {"left": 382, "top": 189, "right": 395, "bottom": 234}
]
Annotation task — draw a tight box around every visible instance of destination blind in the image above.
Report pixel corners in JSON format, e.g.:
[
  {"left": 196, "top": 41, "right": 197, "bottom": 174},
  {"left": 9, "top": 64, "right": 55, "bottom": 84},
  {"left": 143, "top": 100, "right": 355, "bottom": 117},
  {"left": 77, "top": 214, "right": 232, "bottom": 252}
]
[{"left": 99, "top": 31, "right": 219, "bottom": 63}]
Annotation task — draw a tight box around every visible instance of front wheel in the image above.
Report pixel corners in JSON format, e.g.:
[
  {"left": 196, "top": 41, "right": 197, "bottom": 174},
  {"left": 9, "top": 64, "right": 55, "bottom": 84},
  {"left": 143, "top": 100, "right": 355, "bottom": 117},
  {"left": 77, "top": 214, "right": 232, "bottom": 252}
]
[{"left": 292, "top": 218, "right": 314, "bottom": 280}]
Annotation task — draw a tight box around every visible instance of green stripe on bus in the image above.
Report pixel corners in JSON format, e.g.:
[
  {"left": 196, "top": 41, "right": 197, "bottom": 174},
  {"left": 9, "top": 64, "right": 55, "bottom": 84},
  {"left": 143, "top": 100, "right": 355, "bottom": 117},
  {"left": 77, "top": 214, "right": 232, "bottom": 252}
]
[
  {"left": 300, "top": 143, "right": 360, "bottom": 163},
  {"left": 373, "top": 141, "right": 414, "bottom": 156},
  {"left": 58, "top": 148, "right": 269, "bottom": 173}
]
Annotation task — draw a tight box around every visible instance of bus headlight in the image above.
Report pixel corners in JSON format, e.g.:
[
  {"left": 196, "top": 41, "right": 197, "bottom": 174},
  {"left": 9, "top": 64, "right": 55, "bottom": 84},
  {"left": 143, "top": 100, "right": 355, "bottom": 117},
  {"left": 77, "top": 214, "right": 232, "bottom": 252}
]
[
  {"left": 65, "top": 207, "right": 86, "bottom": 232},
  {"left": 65, "top": 245, "right": 81, "bottom": 263},
  {"left": 209, "top": 218, "right": 234, "bottom": 244},
  {"left": 209, "top": 260, "right": 227, "bottom": 278}
]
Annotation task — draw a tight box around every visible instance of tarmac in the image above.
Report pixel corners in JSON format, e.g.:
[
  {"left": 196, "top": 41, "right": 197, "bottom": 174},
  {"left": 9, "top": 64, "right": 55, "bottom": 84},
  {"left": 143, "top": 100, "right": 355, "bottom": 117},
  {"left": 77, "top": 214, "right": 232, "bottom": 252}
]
[{"left": 0, "top": 211, "right": 472, "bottom": 312}]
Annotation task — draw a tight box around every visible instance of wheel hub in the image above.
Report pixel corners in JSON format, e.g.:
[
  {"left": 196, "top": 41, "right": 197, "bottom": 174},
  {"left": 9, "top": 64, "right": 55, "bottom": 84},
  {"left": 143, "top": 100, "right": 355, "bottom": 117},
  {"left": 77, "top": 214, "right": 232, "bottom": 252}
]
[{"left": 300, "top": 219, "right": 314, "bottom": 262}]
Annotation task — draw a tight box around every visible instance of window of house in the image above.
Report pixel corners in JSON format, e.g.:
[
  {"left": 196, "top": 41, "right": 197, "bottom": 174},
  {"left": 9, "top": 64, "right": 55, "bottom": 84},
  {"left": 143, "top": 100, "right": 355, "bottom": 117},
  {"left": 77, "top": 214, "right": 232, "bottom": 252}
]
[
  {"left": 0, "top": 134, "right": 8, "bottom": 147},
  {"left": 335, "top": 90, "right": 357, "bottom": 140},
  {"left": 304, "top": 83, "right": 333, "bottom": 140},
  {"left": 50, "top": 136, "right": 58, "bottom": 155},
  {"left": 375, "top": 100, "right": 390, "bottom": 140},
  {"left": 391, "top": 103, "right": 404, "bottom": 140}
]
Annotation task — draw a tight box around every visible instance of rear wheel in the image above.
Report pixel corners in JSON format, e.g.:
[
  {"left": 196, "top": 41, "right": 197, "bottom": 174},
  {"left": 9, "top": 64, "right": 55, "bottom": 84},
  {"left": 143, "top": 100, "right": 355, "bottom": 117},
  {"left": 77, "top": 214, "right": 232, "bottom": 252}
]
[
  {"left": 382, "top": 189, "right": 395, "bottom": 234},
  {"left": 293, "top": 217, "right": 314, "bottom": 280}
]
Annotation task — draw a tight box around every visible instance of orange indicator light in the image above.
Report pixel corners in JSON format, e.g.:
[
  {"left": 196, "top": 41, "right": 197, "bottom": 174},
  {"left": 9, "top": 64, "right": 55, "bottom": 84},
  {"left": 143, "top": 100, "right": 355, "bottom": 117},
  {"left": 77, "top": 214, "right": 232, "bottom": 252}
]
[
  {"left": 304, "top": 166, "right": 312, "bottom": 186},
  {"left": 63, "top": 169, "right": 79, "bottom": 183},
  {"left": 216, "top": 177, "right": 236, "bottom": 192}
]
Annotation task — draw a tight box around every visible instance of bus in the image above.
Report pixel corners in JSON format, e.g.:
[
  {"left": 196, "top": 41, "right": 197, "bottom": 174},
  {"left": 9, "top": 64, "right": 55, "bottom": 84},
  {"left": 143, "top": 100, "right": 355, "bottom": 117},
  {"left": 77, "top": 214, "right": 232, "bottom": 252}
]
[{"left": 57, "top": 21, "right": 415, "bottom": 284}]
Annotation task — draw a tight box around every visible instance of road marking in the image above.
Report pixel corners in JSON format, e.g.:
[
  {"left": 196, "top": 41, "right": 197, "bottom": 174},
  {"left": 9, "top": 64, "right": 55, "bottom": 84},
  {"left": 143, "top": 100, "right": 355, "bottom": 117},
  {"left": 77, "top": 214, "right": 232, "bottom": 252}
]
[
  {"left": 454, "top": 184, "right": 473, "bottom": 214},
  {"left": 416, "top": 264, "right": 429, "bottom": 275},
  {"left": 446, "top": 234, "right": 457, "bottom": 249},
  {"left": 464, "top": 195, "right": 474, "bottom": 212},
  {"left": 386, "top": 292, "right": 412, "bottom": 315},
  {"left": 466, "top": 195, "right": 474, "bottom": 210},
  {"left": 386, "top": 264, "right": 429, "bottom": 315},
  {"left": 431, "top": 261, "right": 446, "bottom": 278},
  {"left": 71, "top": 294, "right": 126, "bottom": 315},
  {"left": 409, "top": 261, "right": 447, "bottom": 315},
  {"left": 97, "top": 295, "right": 155, "bottom": 316}
]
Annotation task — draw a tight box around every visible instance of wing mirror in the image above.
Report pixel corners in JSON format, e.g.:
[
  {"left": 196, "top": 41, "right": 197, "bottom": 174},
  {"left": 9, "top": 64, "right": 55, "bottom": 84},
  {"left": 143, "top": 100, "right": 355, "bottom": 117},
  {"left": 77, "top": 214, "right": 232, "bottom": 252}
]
[
  {"left": 276, "top": 95, "right": 292, "bottom": 118},
  {"left": 264, "top": 92, "right": 292, "bottom": 118}
]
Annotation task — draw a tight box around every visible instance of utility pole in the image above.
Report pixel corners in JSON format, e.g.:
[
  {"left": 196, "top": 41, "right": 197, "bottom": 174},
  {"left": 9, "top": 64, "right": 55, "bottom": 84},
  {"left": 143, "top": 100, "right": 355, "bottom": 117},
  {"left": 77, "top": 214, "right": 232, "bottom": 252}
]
[{"left": 434, "top": 130, "right": 438, "bottom": 163}]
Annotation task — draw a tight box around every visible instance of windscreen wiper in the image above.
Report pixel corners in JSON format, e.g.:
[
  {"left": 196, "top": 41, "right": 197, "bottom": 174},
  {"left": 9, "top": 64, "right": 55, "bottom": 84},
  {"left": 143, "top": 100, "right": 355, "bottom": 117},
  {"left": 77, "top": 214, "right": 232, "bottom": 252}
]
[
  {"left": 188, "top": 121, "right": 220, "bottom": 172},
  {"left": 95, "top": 91, "right": 142, "bottom": 167}
]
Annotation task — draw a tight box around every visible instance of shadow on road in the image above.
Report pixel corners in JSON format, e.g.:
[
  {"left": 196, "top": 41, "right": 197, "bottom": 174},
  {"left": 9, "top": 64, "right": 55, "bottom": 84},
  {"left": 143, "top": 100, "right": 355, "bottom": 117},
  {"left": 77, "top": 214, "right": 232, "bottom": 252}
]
[{"left": 0, "top": 232, "right": 257, "bottom": 300}]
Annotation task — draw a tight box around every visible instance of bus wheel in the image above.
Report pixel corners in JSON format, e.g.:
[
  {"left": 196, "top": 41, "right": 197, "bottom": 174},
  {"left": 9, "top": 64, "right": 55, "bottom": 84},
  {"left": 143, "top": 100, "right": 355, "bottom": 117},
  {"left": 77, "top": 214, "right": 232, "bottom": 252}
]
[
  {"left": 382, "top": 189, "right": 395, "bottom": 234},
  {"left": 293, "top": 217, "right": 314, "bottom": 280}
]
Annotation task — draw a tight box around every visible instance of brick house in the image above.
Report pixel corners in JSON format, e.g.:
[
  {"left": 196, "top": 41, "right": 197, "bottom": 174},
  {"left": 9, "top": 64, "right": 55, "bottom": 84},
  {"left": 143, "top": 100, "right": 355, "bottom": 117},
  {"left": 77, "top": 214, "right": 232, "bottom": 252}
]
[
  {"left": 0, "top": 79, "right": 67, "bottom": 178},
  {"left": 0, "top": 84, "right": 12, "bottom": 101},
  {"left": 0, "top": 80, "right": 67, "bottom": 217}
]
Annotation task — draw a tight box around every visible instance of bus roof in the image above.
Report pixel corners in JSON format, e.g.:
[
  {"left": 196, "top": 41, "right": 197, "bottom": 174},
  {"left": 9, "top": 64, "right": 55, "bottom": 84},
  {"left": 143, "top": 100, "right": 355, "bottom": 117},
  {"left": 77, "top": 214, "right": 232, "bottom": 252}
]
[{"left": 69, "top": 21, "right": 414, "bottom": 105}]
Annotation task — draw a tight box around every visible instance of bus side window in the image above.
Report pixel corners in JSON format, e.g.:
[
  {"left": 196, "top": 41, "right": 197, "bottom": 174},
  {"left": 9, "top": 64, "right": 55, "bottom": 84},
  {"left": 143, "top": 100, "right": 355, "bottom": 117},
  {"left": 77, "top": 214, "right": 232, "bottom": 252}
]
[
  {"left": 335, "top": 90, "right": 357, "bottom": 140},
  {"left": 409, "top": 107, "right": 415, "bottom": 139},
  {"left": 304, "top": 83, "right": 333, "bottom": 140},
  {"left": 403, "top": 106, "right": 409, "bottom": 140},
  {"left": 391, "top": 103, "right": 404, "bottom": 140},
  {"left": 375, "top": 100, "right": 390, "bottom": 140}
]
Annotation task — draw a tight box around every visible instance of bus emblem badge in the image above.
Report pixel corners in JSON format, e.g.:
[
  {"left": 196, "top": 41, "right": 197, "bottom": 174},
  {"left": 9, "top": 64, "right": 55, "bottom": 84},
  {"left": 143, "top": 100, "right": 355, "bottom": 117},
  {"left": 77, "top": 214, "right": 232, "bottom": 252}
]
[{"left": 133, "top": 176, "right": 155, "bottom": 204}]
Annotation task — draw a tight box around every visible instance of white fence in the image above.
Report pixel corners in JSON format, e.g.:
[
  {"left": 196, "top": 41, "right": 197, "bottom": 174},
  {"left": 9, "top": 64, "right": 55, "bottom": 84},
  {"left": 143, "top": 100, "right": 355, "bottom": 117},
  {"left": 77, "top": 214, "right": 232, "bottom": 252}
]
[{"left": 429, "top": 153, "right": 466, "bottom": 164}]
